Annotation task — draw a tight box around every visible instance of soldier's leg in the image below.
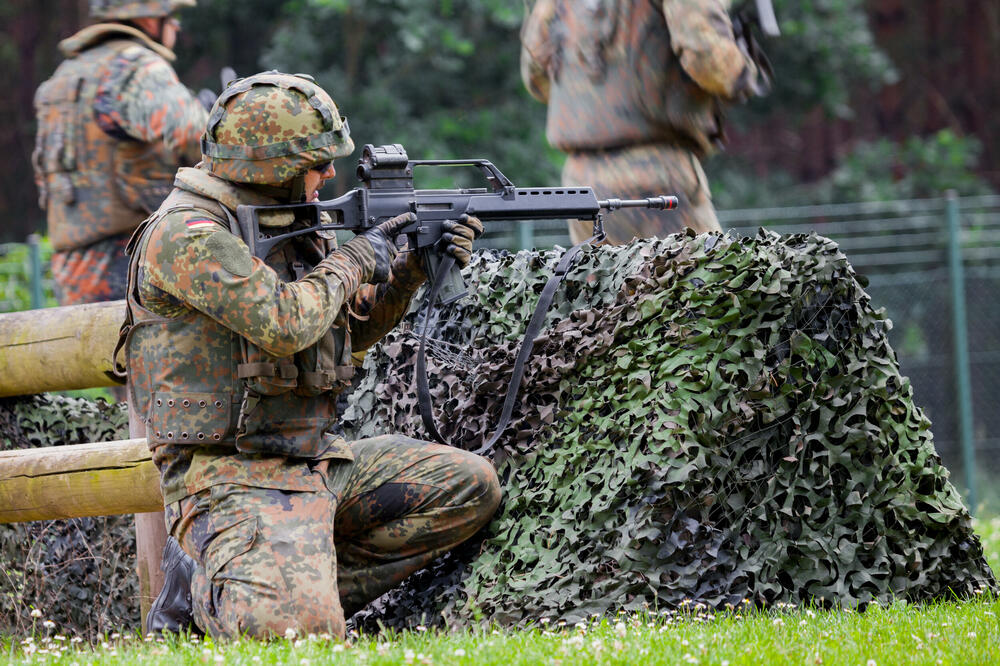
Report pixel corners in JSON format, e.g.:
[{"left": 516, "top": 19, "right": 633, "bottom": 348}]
[
  {"left": 171, "top": 483, "right": 343, "bottom": 639},
  {"left": 564, "top": 145, "right": 720, "bottom": 246},
  {"left": 327, "top": 435, "right": 502, "bottom": 616}
]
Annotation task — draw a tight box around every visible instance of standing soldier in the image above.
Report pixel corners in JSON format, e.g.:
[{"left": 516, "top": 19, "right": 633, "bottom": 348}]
[
  {"left": 32, "top": 0, "right": 207, "bottom": 305},
  {"left": 521, "top": 0, "right": 771, "bottom": 245},
  {"left": 124, "top": 72, "right": 500, "bottom": 637}
]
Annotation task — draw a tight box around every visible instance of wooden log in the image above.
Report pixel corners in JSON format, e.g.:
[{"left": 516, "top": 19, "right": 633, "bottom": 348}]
[
  {"left": 0, "top": 438, "right": 161, "bottom": 523},
  {"left": 130, "top": 399, "right": 168, "bottom": 628},
  {"left": 0, "top": 300, "right": 125, "bottom": 397}
]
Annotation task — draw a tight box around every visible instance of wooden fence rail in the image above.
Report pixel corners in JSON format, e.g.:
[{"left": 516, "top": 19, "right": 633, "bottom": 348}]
[{"left": 0, "top": 301, "right": 165, "bottom": 625}]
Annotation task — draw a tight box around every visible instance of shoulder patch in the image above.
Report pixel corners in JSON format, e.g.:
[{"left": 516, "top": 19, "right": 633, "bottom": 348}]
[
  {"left": 204, "top": 232, "right": 253, "bottom": 278},
  {"left": 186, "top": 219, "right": 218, "bottom": 231}
]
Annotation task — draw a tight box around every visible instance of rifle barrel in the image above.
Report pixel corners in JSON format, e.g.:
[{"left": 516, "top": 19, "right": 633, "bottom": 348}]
[{"left": 598, "top": 196, "right": 679, "bottom": 211}]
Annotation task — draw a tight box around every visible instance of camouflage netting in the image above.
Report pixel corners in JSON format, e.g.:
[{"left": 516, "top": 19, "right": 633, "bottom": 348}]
[
  {"left": 0, "top": 231, "right": 994, "bottom": 638},
  {"left": 344, "top": 231, "right": 996, "bottom": 629},
  {"left": 0, "top": 395, "right": 135, "bottom": 636}
]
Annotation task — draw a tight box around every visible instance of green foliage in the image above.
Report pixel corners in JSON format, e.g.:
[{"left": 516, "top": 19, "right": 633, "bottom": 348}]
[
  {"left": 757, "top": 0, "right": 898, "bottom": 119},
  {"left": 344, "top": 233, "right": 994, "bottom": 629},
  {"left": 820, "top": 130, "right": 994, "bottom": 202},
  {"left": 260, "top": 0, "right": 558, "bottom": 192},
  {"left": 708, "top": 130, "right": 995, "bottom": 209},
  {"left": 0, "top": 240, "right": 58, "bottom": 314}
]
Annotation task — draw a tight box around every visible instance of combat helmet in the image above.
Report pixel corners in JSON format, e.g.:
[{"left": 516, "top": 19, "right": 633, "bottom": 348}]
[
  {"left": 90, "top": 0, "right": 196, "bottom": 20},
  {"left": 201, "top": 71, "right": 354, "bottom": 199}
]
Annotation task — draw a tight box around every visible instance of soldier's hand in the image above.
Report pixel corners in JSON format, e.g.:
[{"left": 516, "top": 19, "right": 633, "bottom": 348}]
[
  {"left": 439, "top": 214, "right": 484, "bottom": 268},
  {"left": 360, "top": 212, "right": 416, "bottom": 283}
]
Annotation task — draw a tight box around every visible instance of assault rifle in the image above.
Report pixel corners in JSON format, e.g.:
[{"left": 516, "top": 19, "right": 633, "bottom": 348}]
[
  {"left": 236, "top": 143, "right": 676, "bottom": 304},
  {"left": 235, "top": 143, "right": 678, "bottom": 449}
]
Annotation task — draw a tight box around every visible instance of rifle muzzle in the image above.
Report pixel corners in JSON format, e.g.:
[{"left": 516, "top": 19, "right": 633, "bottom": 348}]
[{"left": 599, "top": 196, "right": 679, "bottom": 211}]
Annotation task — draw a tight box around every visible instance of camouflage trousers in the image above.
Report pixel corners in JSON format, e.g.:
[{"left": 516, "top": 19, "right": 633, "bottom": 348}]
[
  {"left": 51, "top": 232, "right": 131, "bottom": 305},
  {"left": 564, "top": 144, "right": 722, "bottom": 246},
  {"left": 168, "top": 435, "right": 501, "bottom": 639}
]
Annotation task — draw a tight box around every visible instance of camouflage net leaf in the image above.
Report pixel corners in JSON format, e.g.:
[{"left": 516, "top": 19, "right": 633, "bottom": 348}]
[
  {"left": 0, "top": 395, "right": 134, "bottom": 637},
  {"left": 344, "top": 230, "right": 996, "bottom": 630}
]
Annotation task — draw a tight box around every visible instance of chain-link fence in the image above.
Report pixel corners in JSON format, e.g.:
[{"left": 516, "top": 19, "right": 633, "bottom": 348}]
[{"left": 6, "top": 195, "right": 999, "bottom": 508}]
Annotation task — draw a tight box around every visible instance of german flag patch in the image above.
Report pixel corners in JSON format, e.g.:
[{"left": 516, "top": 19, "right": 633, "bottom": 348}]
[{"left": 186, "top": 219, "right": 217, "bottom": 231}]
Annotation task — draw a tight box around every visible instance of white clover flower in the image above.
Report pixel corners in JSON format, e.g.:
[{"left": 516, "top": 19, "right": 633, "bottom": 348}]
[
  {"left": 867, "top": 660, "right": 877, "bottom": 666},
  {"left": 285, "top": 627, "right": 298, "bottom": 640},
  {"left": 215, "top": 655, "right": 226, "bottom": 664},
  {"left": 454, "top": 648, "right": 466, "bottom": 657},
  {"left": 252, "top": 657, "right": 261, "bottom": 663},
  {"left": 110, "top": 632, "right": 121, "bottom": 639},
  {"left": 772, "top": 618, "right": 784, "bottom": 626},
  {"left": 332, "top": 644, "right": 345, "bottom": 653},
  {"left": 968, "top": 632, "right": 977, "bottom": 638},
  {"left": 300, "top": 659, "right": 310, "bottom": 666},
  {"left": 307, "top": 633, "right": 317, "bottom": 641},
  {"left": 30, "top": 609, "right": 43, "bottom": 618},
  {"left": 614, "top": 622, "right": 627, "bottom": 638}
]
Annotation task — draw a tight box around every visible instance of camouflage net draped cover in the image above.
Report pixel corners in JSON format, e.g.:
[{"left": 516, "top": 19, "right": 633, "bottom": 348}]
[
  {"left": 0, "top": 395, "right": 134, "bottom": 636},
  {"left": 344, "top": 231, "right": 996, "bottom": 629}
]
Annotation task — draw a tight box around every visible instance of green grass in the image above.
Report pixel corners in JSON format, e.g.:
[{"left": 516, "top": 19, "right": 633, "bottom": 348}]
[{"left": 5, "top": 518, "right": 1000, "bottom": 665}]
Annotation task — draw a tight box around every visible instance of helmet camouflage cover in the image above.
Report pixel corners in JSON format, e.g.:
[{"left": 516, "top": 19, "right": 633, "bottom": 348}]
[
  {"left": 201, "top": 71, "right": 354, "bottom": 186},
  {"left": 90, "top": 0, "right": 196, "bottom": 20}
]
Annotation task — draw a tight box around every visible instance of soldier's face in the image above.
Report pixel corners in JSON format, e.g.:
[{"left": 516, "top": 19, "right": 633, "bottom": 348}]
[{"left": 303, "top": 162, "right": 337, "bottom": 201}]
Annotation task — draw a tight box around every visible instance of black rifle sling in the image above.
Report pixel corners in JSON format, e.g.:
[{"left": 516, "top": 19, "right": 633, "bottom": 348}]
[{"left": 416, "top": 233, "right": 600, "bottom": 454}]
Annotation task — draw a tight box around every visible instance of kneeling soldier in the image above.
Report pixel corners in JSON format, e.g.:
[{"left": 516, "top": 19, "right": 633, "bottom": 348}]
[{"left": 121, "top": 71, "right": 500, "bottom": 638}]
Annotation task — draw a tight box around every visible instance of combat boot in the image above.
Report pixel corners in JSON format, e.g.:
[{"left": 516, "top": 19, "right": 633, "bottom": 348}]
[{"left": 145, "top": 536, "right": 200, "bottom": 635}]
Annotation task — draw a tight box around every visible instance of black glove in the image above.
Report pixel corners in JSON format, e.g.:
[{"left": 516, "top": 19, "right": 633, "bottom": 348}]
[
  {"left": 439, "top": 214, "right": 484, "bottom": 268},
  {"left": 361, "top": 212, "right": 416, "bottom": 283}
]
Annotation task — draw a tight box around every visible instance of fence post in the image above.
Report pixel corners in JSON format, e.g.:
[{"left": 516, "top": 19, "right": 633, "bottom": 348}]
[
  {"left": 518, "top": 221, "right": 535, "bottom": 251},
  {"left": 26, "top": 234, "right": 43, "bottom": 309},
  {"left": 945, "top": 190, "right": 977, "bottom": 513}
]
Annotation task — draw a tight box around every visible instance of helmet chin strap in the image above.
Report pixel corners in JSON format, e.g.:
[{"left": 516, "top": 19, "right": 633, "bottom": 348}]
[{"left": 288, "top": 174, "right": 307, "bottom": 203}]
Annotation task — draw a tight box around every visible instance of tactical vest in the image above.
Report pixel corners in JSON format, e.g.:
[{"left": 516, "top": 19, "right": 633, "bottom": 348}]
[
  {"left": 32, "top": 27, "right": 179, "bottom": 251},
  {"left": 530, "top": 0, "right": 724, "bottom": 155},
  {"left": 120, "top": 187, "right": 356, "bottom": 461}
]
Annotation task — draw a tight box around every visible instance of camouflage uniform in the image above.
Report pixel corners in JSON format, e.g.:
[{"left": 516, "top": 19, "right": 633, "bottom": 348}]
[
  {"left": 33, "top": 16, "right": 206, "bottom": 305},
  {"left": 521, "top": 0, "right": 762, "bottom": 245},
  {"left": 122, "top": 73, "right": 500, "bottom": 639}
]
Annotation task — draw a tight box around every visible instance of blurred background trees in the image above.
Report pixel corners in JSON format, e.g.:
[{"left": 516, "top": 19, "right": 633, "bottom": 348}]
[{"left": 0, "top": 0, "right": 997, "bottom": 240}]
